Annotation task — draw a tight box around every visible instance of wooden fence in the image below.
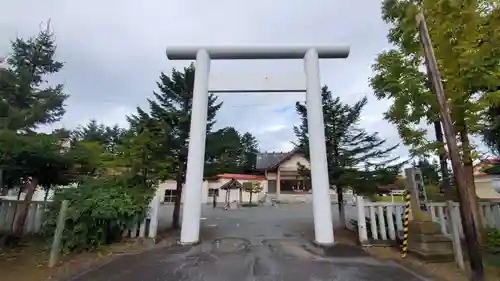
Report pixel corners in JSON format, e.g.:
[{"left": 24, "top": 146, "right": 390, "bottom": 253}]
[
  {"left": 350, "top": 196, "right": 500, "bottom": 244},
  {"left": 0, "top": 193, "right": 161, "bottom": 239}
]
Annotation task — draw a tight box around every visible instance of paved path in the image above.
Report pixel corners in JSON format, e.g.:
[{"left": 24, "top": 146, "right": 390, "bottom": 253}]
[{"left": 63, "top": 204, "right": 432, "bottom": 281}]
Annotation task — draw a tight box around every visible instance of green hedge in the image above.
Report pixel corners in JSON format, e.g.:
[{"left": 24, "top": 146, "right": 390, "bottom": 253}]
[{"left": 42, "top": 176, "right": 155, "bottom": 253}]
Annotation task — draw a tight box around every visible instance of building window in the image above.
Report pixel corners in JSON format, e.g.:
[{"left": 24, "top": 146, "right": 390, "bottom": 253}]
[
  {"left": 164, "top": 189, "right": 176, "bottom": 203},
  {"left": 208, "top": 188, "right": 219, "bottom": 197}
]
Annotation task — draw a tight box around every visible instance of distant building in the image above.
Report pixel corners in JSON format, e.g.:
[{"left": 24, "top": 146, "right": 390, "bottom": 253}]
[
  {"left": 473, "top": 158, "right": 500, "bottom": 201},
  {"left": 256, "top": 149, "right": 311, "bottom": 197},
  {"left": 157, "top": 173, "right": 267, "bottom": 205}
]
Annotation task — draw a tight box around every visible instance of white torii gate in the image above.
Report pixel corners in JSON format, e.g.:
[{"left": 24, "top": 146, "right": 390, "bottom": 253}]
[{"left": 165, "top": 45, "right": 350, "bottom": 246}]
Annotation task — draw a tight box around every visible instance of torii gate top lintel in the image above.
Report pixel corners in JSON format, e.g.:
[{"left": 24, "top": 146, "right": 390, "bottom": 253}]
[{"left": 165, "top": 45, "right": 350, "bottom": 60}]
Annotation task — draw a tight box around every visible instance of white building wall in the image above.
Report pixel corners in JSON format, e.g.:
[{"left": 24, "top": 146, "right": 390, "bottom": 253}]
[
  {"left": 279, "top": 154, "right": 309, "bottom": 170},
  {"left": 475, "top": 176, "right": 500, "bottom": 200},
  {"left": 0, "top": 184, "right": 77, "bottom": 202},
  {"left": 157, "top": 178, "right": 267, "bottom": 204}
]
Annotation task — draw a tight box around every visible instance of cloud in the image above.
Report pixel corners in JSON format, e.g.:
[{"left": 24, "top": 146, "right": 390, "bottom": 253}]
[{"left": 1, "top": 0, "right": 410, "bottom": 159}]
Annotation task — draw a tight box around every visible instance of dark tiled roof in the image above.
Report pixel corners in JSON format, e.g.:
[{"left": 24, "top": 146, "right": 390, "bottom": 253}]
[
  {"left": 219, "top": 179, "right": 243, "bottom": 190},
  {"left": 216, "top": 174, "right": 265, "bottom": 180},
  {"left": 255, "top": 152, "right": 290, "bottom": 170}
]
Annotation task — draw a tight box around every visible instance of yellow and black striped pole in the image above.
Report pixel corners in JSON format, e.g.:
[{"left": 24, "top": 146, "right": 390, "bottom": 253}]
[{"left": 401, "top": 190, "right": 411, "bottom": 258}]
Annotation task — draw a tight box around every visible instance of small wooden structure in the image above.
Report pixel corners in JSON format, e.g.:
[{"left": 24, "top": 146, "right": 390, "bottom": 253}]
[{"left": 219, "top": 179, "right": 243, "bottom": 209}]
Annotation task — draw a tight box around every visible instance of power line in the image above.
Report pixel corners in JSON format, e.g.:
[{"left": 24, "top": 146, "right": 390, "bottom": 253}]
[{"left": 213, "top": 92, "right": 305, "bottom": 96}]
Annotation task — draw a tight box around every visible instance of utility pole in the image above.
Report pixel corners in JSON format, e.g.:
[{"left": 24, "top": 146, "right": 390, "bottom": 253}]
[
  {"left": 432, "top": 121, "right": 450, "bottom": 195},
  {"left": 433, "top": 120, "right": 465, "bottom": 270},
  {"left": 415, "top": 10, "right": 484, "bottom": 281}
]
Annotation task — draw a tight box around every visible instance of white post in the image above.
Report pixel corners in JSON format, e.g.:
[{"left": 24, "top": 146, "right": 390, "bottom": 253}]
[
  {"left": 448, "top": 200, "right": 465, "bottom": 270},
  {"left": 180, "top": 49, "right": 211, "bottom": 244},
  {"left": 304, "top": 48, "right": 335, "bottom": 245},
  {"left": 148, "top": 193, "right": 161, "bottom": 240},
  {"left": 49, "top": 200, "right": 69, "bottom": 267},
  {"left": 356, "top": 196, "right": 368, "bottom": 244},
  {"left": 386, "top": 205, "right": 396, "bottom": 240}
]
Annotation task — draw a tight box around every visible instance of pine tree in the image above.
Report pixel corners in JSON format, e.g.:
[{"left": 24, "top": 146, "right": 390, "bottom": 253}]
[
  {"left": 130, "top": 63, "right": 222, "bottom": 229},
  {"left": 0, "top": 23, "right": 67, "bottom": 133},
  {"left": 240, "top": 132, "right": 259, "bottom": 172},
  {"left": 205, "top": 128, "right": 259, "bottom": 175},
  {"left": 294, "top": 86, "right": 404, "bottom": 227},
  {"left": 72, "top": 120, "right": 127, "bottom": 154},
  {"left": 205, "top": 127, "right": 244, "bottom": 175},
  {"left": 0, "top": 23, "right": 69, "bottom": 237}
]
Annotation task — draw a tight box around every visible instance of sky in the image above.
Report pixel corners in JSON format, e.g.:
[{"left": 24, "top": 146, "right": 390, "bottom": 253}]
[{"left": 0, "top": 0, "right": 421, "bottom": 161}]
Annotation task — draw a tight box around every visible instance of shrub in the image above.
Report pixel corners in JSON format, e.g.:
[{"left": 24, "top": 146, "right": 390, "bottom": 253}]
[
  {"left": 425, "top": 184, "right": 459, "bottom": 202},
  {"left": 485, "top": 229, "right": 500, "bottom": 254},
  {"left": 42, "top": 175, "right": 155, "bottom": 253}
]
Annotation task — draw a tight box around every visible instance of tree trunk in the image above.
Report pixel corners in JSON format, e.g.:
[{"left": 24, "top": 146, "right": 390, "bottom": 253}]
[
  {"left": 172, "top": 169, "right": 183, "bottom": 229},
  {"left": 459, "top": 130, "right": 484, "bottom": 243},
  {"left": 9, "top": 188, "right": 23, "bottom": 232},
  {"left": 433, "top": 120, "right": 451, "bottom": 196},
  {"left": 43, "top": 185, "right": 51, "bottom": 202},
  {"left": 0, "top": 168, "right": 4, "bottom": 195},
  {"left": 336, "top": 185, "right": 345, "bottom": 228},
  {"left": 15, "top": 177, "right": 38, "bottom": 236}
]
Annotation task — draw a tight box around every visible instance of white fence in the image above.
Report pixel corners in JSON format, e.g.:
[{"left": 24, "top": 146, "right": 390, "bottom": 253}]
[
  {"left": 0, "top": 200, "right": 46, "bottom": 233},
  {"left": 122, "top": 193, "right": 161, "bottom": 240},
  {"left": 0, "top": 193, "right": 161, "bottom": 240},
  {"left": 350, "top": 196, "right": 500, "bottom": 244}
]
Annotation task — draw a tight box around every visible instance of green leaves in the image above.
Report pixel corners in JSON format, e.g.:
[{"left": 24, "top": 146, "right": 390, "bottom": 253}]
[
  {"left": 205, "top": 127, "right": 259, "bottom": 176},
  {"left": 130, "top": 64, "right": 223, "bottom": 177},
  {"left": 0, "top": 23, "right": 67, "bottom": 132},
  {"left": 42, "top": 175, "right": 154, "bottom": 252},
  {"left": 0, "top": 130, "right": 72, "bottom": 180},
  {"left": 242, "top": 181, "right": 263, "bottom": 193},
  {"left": 371, "top": 0, "right": 500, "bottom": 156}
]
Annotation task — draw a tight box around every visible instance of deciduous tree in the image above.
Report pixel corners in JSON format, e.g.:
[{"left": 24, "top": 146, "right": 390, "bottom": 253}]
[
  {"left": 413, "top": 158, "right": 440, "bottom": 186},
  {"left": 242, "top": 181, "right": 263, "bottom": 204},
  {"left": 369, "top": 0, "right": 500, "bottom": 237}
]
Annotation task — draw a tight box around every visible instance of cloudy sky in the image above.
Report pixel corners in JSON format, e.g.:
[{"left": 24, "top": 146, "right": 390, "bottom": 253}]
[{"left": 1, "top": 0, "right": 415, "bottom": 160}]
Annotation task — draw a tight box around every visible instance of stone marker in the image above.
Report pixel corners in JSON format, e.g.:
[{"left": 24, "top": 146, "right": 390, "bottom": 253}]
[{"left": 405, "top": 168, "right": 454, "bottom": 262}]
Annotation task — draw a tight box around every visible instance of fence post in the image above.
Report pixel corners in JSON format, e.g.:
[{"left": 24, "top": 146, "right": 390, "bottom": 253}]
[
  {"left": 356, "top": 196, "right": 368, "bottom": 244},
  {"left": 148, "top": 193, "right": 160, "bottom": 240},
  {"left": 386, "top": 205, "right": 396, "bottom": 240},
  {"left": 49, "top": 200, "right": 69, "bottom": 267},
  {"left": 447, "top": 200, "right": 465, "bottom": 270}
]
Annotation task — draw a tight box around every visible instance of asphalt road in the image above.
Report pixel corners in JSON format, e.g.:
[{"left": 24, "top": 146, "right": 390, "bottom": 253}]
[{"left": 63, "top": 203, "right": 432, "bottom": 281}]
